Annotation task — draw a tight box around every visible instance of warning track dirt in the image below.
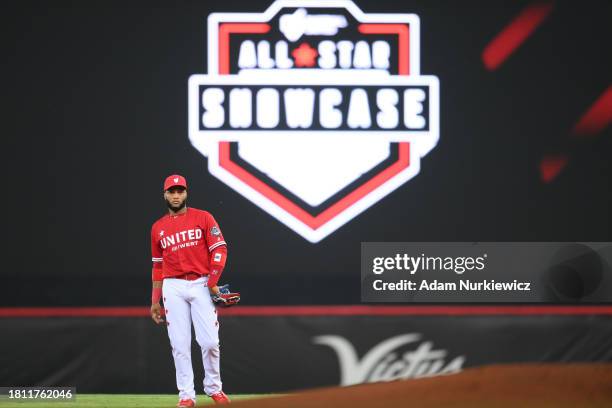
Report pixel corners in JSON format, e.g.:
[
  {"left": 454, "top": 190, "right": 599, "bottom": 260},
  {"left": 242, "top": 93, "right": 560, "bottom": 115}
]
[{"left": 233, "top": 363, "right": 612, "bottom": 408}]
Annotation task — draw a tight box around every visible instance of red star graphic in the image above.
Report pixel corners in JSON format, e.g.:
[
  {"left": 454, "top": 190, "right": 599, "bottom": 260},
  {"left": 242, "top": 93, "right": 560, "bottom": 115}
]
[{"left": 292, "top": 43, "right": 318, "bottom": 67}]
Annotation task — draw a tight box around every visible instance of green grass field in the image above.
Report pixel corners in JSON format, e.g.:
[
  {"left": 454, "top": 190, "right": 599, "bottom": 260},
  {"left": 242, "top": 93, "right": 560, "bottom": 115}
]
[{"left": 0, "top": 394, "right": 269, "bottom": 408}]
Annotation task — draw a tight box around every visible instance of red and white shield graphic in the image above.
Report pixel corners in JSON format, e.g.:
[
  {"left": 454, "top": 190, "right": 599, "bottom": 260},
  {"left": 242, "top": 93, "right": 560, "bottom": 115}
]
[{"left": 188, "top": 0, "right": 439, "bottom": 242}]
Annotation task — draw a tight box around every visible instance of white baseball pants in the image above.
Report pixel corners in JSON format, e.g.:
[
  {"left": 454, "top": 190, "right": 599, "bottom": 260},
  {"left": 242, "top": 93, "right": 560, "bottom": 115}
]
[{"left": 162, "top": 276, "right": 222, "bottom": 400}]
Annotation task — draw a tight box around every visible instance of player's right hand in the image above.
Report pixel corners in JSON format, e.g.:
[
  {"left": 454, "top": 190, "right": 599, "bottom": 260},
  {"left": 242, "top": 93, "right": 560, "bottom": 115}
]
[{"left": 150, "top": 303, "right": 165, "bottom": 324}]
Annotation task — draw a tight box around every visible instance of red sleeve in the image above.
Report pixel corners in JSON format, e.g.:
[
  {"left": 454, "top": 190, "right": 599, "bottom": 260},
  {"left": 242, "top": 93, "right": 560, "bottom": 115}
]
[
  {"left": 151, "top": 225, "right": 163, "bottom": 281},
  {"left": 208, "top": 246, "right": 227, "bottom": 288},
  {"left": 203, "top": 212, "right": 227, "bottom": 252},
  {"left": 203, "top": 212, "right": 228, "bottom": 288}
]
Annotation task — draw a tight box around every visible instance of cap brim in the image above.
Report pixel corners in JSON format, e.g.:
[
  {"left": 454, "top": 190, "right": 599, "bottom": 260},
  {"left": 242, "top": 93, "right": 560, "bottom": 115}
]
[{"left": 164, "top": 184, "right": 187, "bottom": 191}]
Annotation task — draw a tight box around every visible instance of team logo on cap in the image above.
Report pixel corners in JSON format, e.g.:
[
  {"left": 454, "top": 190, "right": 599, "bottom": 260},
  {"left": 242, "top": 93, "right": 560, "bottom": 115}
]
[
  {"left": 188, "top": 0, "right": 440, "bottom": 243},
  {"left": 174, "top": 177, "right": 179, "bottom": 183}
]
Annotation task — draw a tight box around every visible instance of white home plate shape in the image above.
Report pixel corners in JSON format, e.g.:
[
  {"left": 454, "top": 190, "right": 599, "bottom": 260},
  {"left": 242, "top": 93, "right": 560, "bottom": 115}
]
[{"left": 188, "top": 0, "right": 440, "bottom": 243}]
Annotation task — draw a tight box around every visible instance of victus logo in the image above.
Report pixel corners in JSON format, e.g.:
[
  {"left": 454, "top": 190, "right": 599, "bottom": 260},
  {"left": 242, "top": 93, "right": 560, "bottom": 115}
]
[
  {"left": 313, "top": 334, "right": 464, "bottom": 386},
  {"left": 188, "top": 0, "right": 440, "bottom": 242}
]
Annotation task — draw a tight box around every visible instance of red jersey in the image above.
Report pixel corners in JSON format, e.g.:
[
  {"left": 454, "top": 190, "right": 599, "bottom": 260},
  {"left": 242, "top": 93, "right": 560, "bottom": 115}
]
[{"left": 151, "top": 208, "right": 227, "bottom": 279}]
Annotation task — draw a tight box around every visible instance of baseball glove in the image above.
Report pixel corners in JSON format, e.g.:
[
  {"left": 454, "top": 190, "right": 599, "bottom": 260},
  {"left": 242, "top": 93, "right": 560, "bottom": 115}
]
[{"left": 211, "top": 284, "right": 240, "bottom": 307}]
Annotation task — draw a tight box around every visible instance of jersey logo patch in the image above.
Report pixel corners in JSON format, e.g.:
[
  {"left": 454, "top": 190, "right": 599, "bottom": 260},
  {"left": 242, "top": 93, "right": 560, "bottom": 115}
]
[
  {"left": 210, "top": 226, "right": 221, "bottom": 236},
  {"left": 188, "top": 0, "right": 440, "bottom": 243}
]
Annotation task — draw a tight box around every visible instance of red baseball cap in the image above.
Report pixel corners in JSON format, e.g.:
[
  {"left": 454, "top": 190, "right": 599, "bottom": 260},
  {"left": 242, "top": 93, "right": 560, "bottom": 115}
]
[{"left": 164, "top": 174, "right": 187, "bottom": 191}]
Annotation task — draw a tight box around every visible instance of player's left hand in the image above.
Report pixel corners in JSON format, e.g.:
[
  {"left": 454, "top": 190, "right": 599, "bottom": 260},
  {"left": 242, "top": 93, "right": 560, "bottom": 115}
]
[{"left": 210, "top": 284, "right": 240, "bottom": 307}]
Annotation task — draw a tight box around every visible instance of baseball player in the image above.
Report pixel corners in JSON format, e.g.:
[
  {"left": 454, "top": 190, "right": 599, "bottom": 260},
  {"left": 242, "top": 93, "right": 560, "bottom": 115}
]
[{"left": 150, "top": 174, "right": 238, "bottom": 407}]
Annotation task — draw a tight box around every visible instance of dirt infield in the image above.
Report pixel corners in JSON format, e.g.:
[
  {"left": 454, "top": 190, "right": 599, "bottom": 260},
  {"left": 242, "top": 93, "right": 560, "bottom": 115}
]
[{"left": 232, "top": 364, "right": 612, "bottom": 408}]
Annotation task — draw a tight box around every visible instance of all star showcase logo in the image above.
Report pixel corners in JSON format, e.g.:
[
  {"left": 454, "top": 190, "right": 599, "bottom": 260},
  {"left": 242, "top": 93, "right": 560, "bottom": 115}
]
[{"left": 188, "top": 0, "right": 440, "bottom": 243}]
